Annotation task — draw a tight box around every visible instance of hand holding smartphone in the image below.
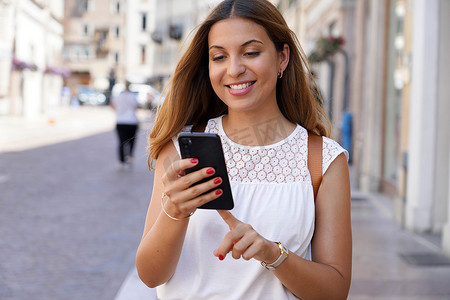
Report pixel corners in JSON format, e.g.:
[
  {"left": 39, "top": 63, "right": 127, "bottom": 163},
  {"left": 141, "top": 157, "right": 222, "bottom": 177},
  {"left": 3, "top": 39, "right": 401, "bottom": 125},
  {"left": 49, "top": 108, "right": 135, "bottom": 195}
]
[{"left": 178, "top": 133, "right": 234, "bottom": 210}]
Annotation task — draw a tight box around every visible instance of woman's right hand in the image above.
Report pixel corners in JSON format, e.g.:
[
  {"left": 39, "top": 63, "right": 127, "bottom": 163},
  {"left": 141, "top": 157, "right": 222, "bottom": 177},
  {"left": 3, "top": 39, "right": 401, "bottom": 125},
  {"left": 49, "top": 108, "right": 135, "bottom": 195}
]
[{"left": 161, "top": 158, "right": 223, "bottom": 219}]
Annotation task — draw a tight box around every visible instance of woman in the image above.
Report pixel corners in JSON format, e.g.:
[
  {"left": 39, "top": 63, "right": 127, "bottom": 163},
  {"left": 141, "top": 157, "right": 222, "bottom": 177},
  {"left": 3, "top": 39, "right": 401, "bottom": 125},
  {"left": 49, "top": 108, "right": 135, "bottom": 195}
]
[{"left": 136, "top": 1, "right": 352, "bottom": 299}]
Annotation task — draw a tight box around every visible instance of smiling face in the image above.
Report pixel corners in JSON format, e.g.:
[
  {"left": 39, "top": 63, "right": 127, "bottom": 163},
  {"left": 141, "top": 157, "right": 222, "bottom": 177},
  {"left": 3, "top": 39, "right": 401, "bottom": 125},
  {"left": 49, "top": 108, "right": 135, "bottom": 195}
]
[{"left": 208, "top": 17, "right": 289, "bottom": 115}]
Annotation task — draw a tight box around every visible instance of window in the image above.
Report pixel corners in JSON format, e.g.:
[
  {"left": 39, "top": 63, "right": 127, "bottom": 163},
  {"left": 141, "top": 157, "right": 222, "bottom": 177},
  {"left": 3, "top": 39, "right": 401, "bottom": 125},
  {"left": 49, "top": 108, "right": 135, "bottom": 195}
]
[
  {"left": 112, "top": 26, "right": 120, "bottom": 38},
  {"left": 114, "top": 52, "right": 120, "bottom": 64},
  {"left": 83, "top": 24, "right": 90, "bottom": 36},
  {"left": 80, "top": 0, "right": 89, "bottom": 12},
  {"left": 79, "top": 0, "right": 94, "bottom": 13},
  {"left": 141, "top": 45, "right": 146, "bottom": 64},
  {"left": 63, "top": 47, "right": 70, "bottom": 61},
  {"left": 116, "top": 1, "right": 121, "bottom": 13},
  {"left": 141, "top": 13, "right": 147, "bottom": 31},
  {"left": 73, "top": 0, "right": 94, "bottom": 15},
  {"left": 111, "top": 0, "right": 121, "bottom": 14}
]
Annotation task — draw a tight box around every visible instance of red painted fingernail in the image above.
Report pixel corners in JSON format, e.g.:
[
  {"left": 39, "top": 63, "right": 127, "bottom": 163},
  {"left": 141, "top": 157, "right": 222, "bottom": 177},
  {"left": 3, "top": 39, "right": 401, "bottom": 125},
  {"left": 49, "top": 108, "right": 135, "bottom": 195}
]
[
  {"left": 215, "top": 189, "right": 223, "bottom": 195},
  {"left": 213, "top": 177, "right": 222, "bottom": 184},
  {"left": 218, "top": 255, "right": 224, "bottom": 261},
  {"left": 191, "top": 158, "right": 198, "bottom": 164},
  {"left": 206, "top": 168, "right": 215, "bottom": 175}
]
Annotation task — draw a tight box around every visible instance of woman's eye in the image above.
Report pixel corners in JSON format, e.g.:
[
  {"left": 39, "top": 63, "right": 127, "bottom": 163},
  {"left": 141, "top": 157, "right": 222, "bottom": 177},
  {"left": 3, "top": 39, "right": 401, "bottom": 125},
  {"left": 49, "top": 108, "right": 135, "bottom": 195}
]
[
  {"left": 212, "top": 55, "right": 225, "bottom": 61},
  {"left": 245, "top": 52, "right": 260, "bottom": 57}
]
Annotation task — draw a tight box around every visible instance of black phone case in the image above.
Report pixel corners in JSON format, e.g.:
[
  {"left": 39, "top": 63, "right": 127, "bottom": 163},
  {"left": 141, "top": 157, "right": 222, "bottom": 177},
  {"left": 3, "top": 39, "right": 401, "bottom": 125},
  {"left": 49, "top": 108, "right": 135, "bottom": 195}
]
[{"left": 178, "top": 133, "right": 234, "bottom": 210}]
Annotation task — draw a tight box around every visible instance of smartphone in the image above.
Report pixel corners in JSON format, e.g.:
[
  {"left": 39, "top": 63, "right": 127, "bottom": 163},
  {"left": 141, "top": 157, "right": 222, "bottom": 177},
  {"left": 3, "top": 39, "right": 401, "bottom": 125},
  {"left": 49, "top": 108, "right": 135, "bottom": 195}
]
[{"left": 178, "top": 132, "right": 234, "bottom": 210}]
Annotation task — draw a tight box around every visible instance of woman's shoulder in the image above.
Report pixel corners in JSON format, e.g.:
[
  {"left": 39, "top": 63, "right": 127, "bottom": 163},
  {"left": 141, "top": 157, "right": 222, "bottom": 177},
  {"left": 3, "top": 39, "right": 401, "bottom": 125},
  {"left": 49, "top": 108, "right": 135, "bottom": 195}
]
[
  {"left": 170, "top": 125, "right": 193, "bottom": 157},
  {"left": 170, "top": 116, "right": 222, "bottom": 157},
  {"left": 175, "top": 116, "right": 223, "bottom": 135},
  {"left": 158, "top": 136, "right": 180, "bottom": 166},
  {"left": 321, "top": 136, "right": 349, "bottom": 175}
]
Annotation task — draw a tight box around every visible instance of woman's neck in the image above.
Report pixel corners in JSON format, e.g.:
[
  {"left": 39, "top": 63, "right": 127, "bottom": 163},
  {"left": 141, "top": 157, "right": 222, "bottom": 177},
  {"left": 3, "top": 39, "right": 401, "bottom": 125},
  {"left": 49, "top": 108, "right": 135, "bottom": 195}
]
[{"left": 222, "top": 111, "right": 297, "bottom": 146}]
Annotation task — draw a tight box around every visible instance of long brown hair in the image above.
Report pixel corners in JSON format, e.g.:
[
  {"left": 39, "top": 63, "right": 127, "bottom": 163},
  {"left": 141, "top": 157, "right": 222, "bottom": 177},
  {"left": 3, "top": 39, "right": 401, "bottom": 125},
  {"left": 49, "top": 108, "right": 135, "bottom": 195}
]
[{"left": 148, "top": 0, "right": 330, "bottom": 165}]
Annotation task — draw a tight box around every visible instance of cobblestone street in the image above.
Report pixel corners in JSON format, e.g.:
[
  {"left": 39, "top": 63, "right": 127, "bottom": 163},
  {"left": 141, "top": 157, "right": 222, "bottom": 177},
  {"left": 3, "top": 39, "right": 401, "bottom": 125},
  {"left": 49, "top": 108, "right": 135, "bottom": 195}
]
[{"left": 0, "top": 107, "right": 154, "bottom": 299}]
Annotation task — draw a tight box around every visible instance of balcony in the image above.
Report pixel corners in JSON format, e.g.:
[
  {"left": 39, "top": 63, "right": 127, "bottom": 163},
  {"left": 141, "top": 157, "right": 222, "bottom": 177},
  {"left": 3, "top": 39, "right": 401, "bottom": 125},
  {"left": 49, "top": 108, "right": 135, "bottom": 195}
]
[{"left": 94, "top": 29, "right": 110, "bottom": 58}]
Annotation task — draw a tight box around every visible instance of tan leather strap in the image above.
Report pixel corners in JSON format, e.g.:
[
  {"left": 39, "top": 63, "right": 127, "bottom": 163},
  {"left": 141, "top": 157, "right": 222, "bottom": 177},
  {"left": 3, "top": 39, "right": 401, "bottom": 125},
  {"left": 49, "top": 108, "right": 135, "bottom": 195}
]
[{"left": 308, "top": 132, "right": 323, "bottom": 200}]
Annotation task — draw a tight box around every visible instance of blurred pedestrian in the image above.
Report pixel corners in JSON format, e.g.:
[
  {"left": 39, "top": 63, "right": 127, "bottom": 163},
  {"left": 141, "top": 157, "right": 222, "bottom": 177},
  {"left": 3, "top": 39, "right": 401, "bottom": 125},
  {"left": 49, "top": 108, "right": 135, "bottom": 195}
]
[
  {"left": 136, "top": 0, "right": 351, "bottom": 299},
  {"left": 70, "top": 89, "right": 80, "bottom": 109},
  {"left": 110, "top": 81, "right": 139, "bottom": 170}
]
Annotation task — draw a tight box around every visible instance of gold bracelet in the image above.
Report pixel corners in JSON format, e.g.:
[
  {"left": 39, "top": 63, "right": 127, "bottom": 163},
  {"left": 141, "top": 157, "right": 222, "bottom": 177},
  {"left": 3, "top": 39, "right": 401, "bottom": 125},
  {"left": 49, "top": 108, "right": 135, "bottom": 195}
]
[{"left": 160, "top": 192, "right": 194, "bottom": 221}]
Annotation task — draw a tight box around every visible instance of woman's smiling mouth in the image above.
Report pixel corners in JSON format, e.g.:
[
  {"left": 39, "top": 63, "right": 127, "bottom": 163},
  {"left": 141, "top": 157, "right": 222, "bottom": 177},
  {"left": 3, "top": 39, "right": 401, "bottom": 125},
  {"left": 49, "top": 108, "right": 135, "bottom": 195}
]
[{"left": 226, "top": 81, "right": 256, "bottom": 95}]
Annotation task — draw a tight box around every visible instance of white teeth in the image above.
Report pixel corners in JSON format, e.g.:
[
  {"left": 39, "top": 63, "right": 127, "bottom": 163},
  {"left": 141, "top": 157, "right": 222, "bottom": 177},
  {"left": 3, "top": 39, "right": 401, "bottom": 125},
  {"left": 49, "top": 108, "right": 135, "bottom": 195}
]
[{"left": 229, "top": 82, "right": 252, "bottom": 90}]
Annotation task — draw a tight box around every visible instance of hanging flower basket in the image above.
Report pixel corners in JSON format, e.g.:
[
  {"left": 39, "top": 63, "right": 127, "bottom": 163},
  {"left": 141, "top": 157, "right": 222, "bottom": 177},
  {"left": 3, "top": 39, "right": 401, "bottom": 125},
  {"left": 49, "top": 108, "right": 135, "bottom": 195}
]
[
  {"left": 12, "top": 56, "right": 38, "bottom": 71},
  {"left": 308, "top": 36, "right": 345, "bottom": 63},
  {"left": 44, "top": 65, "right": 71, "bottom": 77}
]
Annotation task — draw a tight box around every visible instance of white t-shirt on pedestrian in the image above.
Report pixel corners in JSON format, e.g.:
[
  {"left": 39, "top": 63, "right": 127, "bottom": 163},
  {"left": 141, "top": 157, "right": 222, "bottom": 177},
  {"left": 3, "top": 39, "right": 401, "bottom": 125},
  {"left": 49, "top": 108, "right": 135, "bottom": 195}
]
[{"left": 111, "top": 91, "right": 139, "bottom": 125}]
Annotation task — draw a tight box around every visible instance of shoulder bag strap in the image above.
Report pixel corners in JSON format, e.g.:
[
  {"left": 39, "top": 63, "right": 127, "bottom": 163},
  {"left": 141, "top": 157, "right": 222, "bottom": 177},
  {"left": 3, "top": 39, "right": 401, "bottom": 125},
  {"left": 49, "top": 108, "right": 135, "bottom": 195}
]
[{"left": 308, "top": 131, "right": 323, "bottom": 200}]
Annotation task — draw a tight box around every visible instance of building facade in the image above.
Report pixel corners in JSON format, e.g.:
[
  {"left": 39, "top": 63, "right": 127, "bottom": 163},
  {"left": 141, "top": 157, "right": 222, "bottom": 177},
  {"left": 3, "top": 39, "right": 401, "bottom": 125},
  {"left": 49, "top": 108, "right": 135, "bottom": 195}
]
[
  {"left": 63, "top": 0, "right": 127, "bottom": 95},
  {"left": 281, "top": 0, "right": 450, "bottom": 255},
  {"left": 350, "top": 0, "right": 450, "bottom": 255},
  {"left": 62, "top": 0, "right": 209, "bottom": 94},
  {"left": 0, "top": 0, "right": 15, "bottom": 113},
  {"left": 124, "top": 0, "right": 156, "bottom": 85},
  {"left": 283, "top": 0, "right": 357, "bottom": 141},
  {"left": 150, "top": 0, "right": 203, "bottom": 89},
  {"left": 0, "top": 0, "right": 65, "bottom": 117}
]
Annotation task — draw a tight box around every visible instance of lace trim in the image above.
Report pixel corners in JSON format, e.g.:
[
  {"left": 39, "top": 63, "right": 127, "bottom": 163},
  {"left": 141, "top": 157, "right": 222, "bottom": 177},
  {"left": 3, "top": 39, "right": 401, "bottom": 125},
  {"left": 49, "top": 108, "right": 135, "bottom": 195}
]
[
  {"left": 177, "top": 117, "right": 347, "bottom": 184},
  {"left": 206, "top": 118, "right": 308, "bottom": 183},
  {"left": 322, "top": 137, "right": 348, "bottom": 175}
]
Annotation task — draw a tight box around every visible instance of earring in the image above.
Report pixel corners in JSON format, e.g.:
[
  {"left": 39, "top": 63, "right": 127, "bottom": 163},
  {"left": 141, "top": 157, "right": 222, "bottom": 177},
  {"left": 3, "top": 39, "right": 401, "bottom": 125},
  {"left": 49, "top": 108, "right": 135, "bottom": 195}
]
[{"left": 277, "top": 70, "right": 283, "bottom": 79}]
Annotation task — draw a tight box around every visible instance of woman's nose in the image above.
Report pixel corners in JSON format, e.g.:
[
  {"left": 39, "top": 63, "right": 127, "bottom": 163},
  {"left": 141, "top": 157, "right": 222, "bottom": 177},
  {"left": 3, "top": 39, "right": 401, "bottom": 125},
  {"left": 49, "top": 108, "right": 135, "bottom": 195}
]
[{"left": 227, "top": 57, "right": 245, "bottom": 78}]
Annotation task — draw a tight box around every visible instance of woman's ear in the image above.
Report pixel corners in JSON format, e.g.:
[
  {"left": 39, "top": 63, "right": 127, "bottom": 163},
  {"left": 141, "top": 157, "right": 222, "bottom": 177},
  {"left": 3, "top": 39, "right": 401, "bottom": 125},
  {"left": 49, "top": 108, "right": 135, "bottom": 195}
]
[{"left": 279, "top": 44, "right": 290, "bottom": 72}]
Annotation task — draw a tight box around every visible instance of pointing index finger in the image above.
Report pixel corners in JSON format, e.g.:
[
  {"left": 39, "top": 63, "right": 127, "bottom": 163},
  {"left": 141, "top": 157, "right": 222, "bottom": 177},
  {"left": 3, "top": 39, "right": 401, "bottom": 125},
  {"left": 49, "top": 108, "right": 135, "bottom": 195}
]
[{"left": 217, "top": 210, "right": 240, "bottom": 229}]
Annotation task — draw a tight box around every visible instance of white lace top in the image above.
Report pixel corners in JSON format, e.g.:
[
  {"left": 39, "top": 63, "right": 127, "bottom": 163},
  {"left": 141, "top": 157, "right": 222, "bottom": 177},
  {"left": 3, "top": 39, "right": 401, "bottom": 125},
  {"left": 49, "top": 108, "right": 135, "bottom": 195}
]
[{"left": 157, "top": 116, "right": 348, "bottom": 300}]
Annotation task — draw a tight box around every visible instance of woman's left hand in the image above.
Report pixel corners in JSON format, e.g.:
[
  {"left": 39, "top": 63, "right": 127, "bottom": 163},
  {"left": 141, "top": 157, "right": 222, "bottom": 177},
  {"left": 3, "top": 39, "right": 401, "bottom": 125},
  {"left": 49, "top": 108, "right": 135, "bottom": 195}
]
[{"left": 214, "top": 211, "right": 279, "bottom": 263}]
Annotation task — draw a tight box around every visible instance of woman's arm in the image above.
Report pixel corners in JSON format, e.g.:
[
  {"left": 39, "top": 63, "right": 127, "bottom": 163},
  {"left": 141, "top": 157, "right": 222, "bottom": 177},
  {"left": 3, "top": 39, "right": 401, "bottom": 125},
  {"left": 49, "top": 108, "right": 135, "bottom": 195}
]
[
  {"left": 215, "top": 153, "right": 352, "bottom": 299},
  {"left": 272, "top": 153, "right": 352, "bottom": 299},
  {"left": 135, "top": 142, "right": 224, "bottom": 288}
]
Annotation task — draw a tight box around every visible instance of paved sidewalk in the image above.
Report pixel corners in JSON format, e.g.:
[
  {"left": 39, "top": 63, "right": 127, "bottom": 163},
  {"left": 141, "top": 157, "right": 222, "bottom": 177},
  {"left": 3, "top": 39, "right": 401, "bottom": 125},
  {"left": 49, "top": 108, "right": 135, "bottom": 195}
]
[
  {"left": 0, "top": 106, "right": 119, "bottom": 153},
  {"left": 349, "top": 191, "right": 450, "bottom": 299}
]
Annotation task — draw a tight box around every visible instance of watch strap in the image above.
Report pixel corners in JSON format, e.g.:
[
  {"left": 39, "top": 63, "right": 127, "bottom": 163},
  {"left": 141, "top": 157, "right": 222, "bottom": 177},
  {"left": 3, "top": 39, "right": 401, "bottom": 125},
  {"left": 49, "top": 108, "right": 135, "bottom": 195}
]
[{"left": 261, "top": 242, "right": 289, "bottom": 270}]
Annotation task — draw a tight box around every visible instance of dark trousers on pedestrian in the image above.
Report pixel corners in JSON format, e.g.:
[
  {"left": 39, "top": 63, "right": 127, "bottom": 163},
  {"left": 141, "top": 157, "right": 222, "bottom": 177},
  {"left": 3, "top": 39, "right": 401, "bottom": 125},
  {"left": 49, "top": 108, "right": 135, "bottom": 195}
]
[{"left": 116, "top": 124, "right": 138, "bottom": 163}]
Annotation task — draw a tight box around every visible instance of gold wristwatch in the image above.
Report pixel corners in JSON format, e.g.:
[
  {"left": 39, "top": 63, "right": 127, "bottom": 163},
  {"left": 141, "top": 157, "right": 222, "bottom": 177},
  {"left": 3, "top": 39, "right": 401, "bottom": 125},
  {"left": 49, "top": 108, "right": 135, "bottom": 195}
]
[{"left": 261, "top": 242, "right": 289, "bottom": 270}]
